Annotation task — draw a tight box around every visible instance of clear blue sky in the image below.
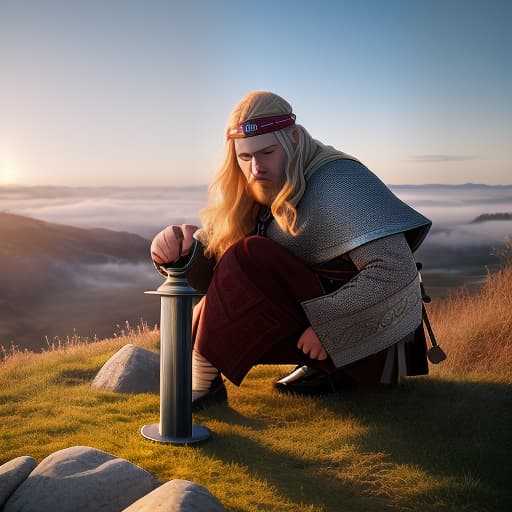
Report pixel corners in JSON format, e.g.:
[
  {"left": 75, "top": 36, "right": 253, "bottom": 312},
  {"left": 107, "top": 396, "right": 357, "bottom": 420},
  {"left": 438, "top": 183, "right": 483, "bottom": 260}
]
[{"left": 1, "top": 0, "right": 510, "bottom": 186}]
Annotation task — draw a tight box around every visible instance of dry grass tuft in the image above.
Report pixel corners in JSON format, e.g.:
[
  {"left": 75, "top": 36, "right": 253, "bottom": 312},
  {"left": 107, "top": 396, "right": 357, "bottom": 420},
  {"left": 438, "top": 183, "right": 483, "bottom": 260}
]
[
  {"left": 428, "top": 241, "right": 512, "bottom": 382},
  {"left": 0, "top": 320, "right": 157, "bottom": 365}
]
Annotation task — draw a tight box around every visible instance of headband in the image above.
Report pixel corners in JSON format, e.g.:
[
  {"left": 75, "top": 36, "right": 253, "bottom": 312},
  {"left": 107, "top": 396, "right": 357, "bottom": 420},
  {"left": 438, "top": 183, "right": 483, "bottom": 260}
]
[{"left": 226, "top": 113, "right": 296, "bottom": 139}]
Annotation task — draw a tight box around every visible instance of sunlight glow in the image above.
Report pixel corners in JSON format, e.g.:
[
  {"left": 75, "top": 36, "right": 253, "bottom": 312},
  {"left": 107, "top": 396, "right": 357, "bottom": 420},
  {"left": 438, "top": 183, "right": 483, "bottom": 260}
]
[{"left": 0, "top": 160, "right": 18, "bottom": 185}]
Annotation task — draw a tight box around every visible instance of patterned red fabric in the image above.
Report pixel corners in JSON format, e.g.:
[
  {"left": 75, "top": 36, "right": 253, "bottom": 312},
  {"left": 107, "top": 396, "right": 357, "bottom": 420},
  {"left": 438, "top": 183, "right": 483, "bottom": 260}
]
[{"left": 193, "top": 236, "right": 388, "bottom": 386}]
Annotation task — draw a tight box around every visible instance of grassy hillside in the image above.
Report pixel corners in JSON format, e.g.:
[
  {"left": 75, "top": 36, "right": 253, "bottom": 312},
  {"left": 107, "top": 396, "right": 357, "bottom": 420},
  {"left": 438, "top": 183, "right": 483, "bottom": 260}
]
[
  {"left": 1, "top": 264, "right": 511, "bottom": 511},
  {"left": 428, "top": 244, "right": 512, "bottom": 382},
  {"left": 0, "top": 212, "right": 160, "bottom": 350}
]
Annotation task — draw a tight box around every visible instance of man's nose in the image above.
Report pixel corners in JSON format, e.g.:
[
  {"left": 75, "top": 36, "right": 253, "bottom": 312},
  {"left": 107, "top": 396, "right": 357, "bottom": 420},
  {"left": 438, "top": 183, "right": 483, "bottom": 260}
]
[{"left": 251, "top": 156, "right": 264, "bottom": 175}]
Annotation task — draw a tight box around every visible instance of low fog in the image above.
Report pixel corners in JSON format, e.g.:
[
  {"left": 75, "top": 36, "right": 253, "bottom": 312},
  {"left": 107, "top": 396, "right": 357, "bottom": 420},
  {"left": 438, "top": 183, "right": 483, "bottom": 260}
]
[
  {"left": 3, "top": 183, "right": 511, "bottom": 243},
  {"left": 0, "top": 185, "right": 207, "bottom": 239},
  {"left": 1, "top": 183, "right": 511, "bottom": 351}
]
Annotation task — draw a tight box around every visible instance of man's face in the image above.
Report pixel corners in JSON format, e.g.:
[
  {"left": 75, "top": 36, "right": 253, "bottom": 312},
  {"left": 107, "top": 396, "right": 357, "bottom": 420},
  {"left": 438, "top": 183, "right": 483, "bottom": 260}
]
[{"left": 234, "top": 133, "right": 287, "bottom": 206}]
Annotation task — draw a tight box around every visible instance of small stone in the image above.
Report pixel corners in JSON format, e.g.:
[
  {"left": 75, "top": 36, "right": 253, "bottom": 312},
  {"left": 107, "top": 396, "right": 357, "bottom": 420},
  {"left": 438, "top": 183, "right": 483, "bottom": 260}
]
[
  {"left": 91, "top": 343, "right": 159, "bottom": 394},
  {"left": 122, "top": 479, "right": 226, "bottom": 512},
  {"left": 4, "top": 446, "right": 160, "bottom": 512},
  {"left": 0, "top": 456, "right": 37, "bottom": 508}
]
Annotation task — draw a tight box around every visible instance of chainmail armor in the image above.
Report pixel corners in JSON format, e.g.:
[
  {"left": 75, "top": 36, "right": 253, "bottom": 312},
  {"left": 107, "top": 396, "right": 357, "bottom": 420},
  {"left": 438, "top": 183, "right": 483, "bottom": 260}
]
[
  {"left": 301, "top": 233, "right": 422, "bottom": 367},
  {"left": 267, "top": 159, "right": 431, "bottom": 265}
]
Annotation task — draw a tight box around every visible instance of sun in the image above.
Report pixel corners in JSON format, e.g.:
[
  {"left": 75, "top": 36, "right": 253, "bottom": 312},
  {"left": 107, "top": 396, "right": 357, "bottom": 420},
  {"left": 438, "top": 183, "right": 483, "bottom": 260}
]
[{"left": 0, "top": 162, "right": 18, "bottom": 185}]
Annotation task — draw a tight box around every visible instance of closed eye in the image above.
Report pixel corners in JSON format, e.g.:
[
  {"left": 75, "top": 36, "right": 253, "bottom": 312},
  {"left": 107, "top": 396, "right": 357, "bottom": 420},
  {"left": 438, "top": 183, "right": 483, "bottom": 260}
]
[
  {"left": 237, "top": 144, "right": 279, "bottom": 161},
  {"left": 261, "top": 145, "right": 279, "bottom": 154}
]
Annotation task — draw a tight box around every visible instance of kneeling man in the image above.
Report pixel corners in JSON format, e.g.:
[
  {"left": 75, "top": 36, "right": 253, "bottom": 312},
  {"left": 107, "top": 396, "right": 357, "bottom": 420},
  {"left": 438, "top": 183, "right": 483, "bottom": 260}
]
[{"left": 151, "top": 91, "right": 432, "bottom": 410}]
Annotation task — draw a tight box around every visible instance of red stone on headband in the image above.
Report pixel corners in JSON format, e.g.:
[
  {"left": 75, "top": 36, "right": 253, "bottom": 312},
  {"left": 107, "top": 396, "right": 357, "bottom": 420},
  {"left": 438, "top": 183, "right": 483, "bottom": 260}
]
[{"left": 226, "top": 113, "right": 296, "bottom": 139}]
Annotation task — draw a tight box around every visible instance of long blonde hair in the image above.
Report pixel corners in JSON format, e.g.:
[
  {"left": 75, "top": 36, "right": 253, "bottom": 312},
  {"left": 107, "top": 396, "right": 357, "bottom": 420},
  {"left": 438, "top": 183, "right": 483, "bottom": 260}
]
[{"left": 200, "top": 91, "right": 357, "bottom": 260}]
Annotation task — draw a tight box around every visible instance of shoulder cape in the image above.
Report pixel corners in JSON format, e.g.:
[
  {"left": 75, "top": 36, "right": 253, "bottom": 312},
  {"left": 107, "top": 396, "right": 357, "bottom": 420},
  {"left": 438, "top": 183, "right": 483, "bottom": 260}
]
[{"left": 267, "top": 159, "right": 431, "bottom": 265}]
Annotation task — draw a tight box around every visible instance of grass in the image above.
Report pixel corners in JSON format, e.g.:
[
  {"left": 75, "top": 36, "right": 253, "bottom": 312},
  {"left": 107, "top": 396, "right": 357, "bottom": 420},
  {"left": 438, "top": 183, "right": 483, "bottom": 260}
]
[
  {"left": 428, "top": 248, "right": 512, "bottom": 382},
  {"left": 1, "top": 263, "right": 512, "bottom": 511}
]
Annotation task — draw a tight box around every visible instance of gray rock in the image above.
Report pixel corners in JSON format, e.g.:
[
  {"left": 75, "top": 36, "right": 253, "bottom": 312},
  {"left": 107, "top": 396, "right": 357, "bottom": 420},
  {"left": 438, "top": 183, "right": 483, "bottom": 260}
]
[
  {"left": 91, "top": 343, "right": 159, "bottom": 394},
  {"left": 122, "top": 479, "right": 226, "bottom": 512},
  {"left": 0, "top": 456, "right": 37, "bottom": 508},
  {"left": 4, "top": 446, "right": 160, "bottom": 512}
]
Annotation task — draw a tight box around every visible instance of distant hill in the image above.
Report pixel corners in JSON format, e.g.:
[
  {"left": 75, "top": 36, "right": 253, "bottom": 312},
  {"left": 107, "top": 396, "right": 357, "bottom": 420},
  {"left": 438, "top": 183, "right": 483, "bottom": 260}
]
[
  {"left": 0, "top": 212, "right": 161, "bottom": 351},
  {"left": 0, "top": 211, "right": 149, "bottom": 264},
  {"left": 471, "top": 212, "right": 512, "bottom": 223}
]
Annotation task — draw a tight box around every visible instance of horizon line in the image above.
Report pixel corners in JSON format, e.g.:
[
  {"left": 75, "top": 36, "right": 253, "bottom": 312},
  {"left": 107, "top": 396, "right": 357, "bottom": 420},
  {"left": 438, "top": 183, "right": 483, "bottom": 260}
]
[{"left": 2, "top": 182, "right": 512, "bottom": 190}]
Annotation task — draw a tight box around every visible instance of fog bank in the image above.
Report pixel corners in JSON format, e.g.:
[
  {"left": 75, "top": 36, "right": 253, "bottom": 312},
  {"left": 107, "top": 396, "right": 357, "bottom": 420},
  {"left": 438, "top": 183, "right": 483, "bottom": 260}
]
[{"left": 1, "top": 183, "right": 511, "bottom": 350}]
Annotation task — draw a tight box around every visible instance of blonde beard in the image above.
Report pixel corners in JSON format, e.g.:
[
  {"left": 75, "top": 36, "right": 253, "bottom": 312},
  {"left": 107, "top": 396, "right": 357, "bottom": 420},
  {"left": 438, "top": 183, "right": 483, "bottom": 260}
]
[{"left": 247, "top": 180, "right": 283, "bottom": 206}]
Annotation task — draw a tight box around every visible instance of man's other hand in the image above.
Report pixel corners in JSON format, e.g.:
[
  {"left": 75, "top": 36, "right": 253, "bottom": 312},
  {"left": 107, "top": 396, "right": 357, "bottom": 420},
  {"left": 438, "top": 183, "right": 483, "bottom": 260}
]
[
  {"left": 150, "top": 224, "right": 198, "bottom": 264},
  {"left": 297, "top": 326, "right": 328, "bottom": 360}
]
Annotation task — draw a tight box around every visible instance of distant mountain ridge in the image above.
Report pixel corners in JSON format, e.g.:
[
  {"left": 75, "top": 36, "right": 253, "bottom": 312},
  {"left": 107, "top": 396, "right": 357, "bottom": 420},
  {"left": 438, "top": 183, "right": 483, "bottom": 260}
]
[
  {"left": 0, "top": 212, "right": 150, "bottom": 265},
  {"left": 389, "top": 183, "right": 512, "bottom": 189},
  {"left": 0, "top": 212, "right": 160, "bottom": 351},
  {"left": 471, "top": 212, "right": 512, "bottom": 223},
  {"left": 0, "top": 184, "right": 209, "bottom": 200}
]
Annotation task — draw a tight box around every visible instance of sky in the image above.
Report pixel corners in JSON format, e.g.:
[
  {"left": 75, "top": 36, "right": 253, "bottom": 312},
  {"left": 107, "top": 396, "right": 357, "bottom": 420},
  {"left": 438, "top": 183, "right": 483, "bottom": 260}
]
[{"left": 0, "top": 0, "right": 511, "bottom": 187}]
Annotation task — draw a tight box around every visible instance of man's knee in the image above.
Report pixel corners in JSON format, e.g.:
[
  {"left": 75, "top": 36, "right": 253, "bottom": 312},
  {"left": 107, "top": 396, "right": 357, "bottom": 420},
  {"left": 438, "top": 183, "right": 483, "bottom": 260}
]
[
  {"left": 218, "top": 236, "right": 284, "bottom": 274},
  {"left": 236, "top": 236, "right": 287, "bottom": 268}
]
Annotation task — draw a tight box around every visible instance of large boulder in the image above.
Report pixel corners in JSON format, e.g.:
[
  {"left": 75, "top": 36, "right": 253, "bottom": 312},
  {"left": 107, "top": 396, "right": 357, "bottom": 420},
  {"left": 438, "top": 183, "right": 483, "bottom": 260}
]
[
  {"left": 122, "top": 479, "right": 226, "bottom": 511},
  {"left": 3, "top": 446, "right": 160, "bottom": 512},
  {"left": 0, "top": 456, "right": 37, "bottom": 508},
  {"left": 91, "top": 344, "right": 159, "bottom": 394}
]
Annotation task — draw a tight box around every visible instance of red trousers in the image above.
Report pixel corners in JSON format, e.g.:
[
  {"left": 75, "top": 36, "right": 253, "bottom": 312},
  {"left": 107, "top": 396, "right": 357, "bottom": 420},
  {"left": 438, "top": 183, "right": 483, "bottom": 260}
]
[{"left": 193, "top": 236, "right": 389, "bottom": 386}]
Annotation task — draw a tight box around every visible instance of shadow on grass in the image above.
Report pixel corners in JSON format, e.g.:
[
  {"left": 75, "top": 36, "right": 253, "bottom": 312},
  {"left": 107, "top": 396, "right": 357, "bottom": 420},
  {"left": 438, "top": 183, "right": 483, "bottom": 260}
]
[
  {"left": 322, "top": 377, "right": 512, "bottom": 508},
  {"left": 201, "top": 431, "right": 391, "bottom": 512},
  {"left": 206, "top": 406, "right": 266, "bottom": 430},
  {"left": 201, "top": 376, "right": 512, "bottom": 512},
  {"left": 52, "top": 368, "right": 98, "bottom": 386}
]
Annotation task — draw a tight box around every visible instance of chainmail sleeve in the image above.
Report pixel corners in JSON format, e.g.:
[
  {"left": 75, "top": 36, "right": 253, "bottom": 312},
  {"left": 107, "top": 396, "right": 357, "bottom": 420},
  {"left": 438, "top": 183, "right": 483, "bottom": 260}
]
[{"left": 301, "top": 232, "right": 423, "bottom": 368}]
